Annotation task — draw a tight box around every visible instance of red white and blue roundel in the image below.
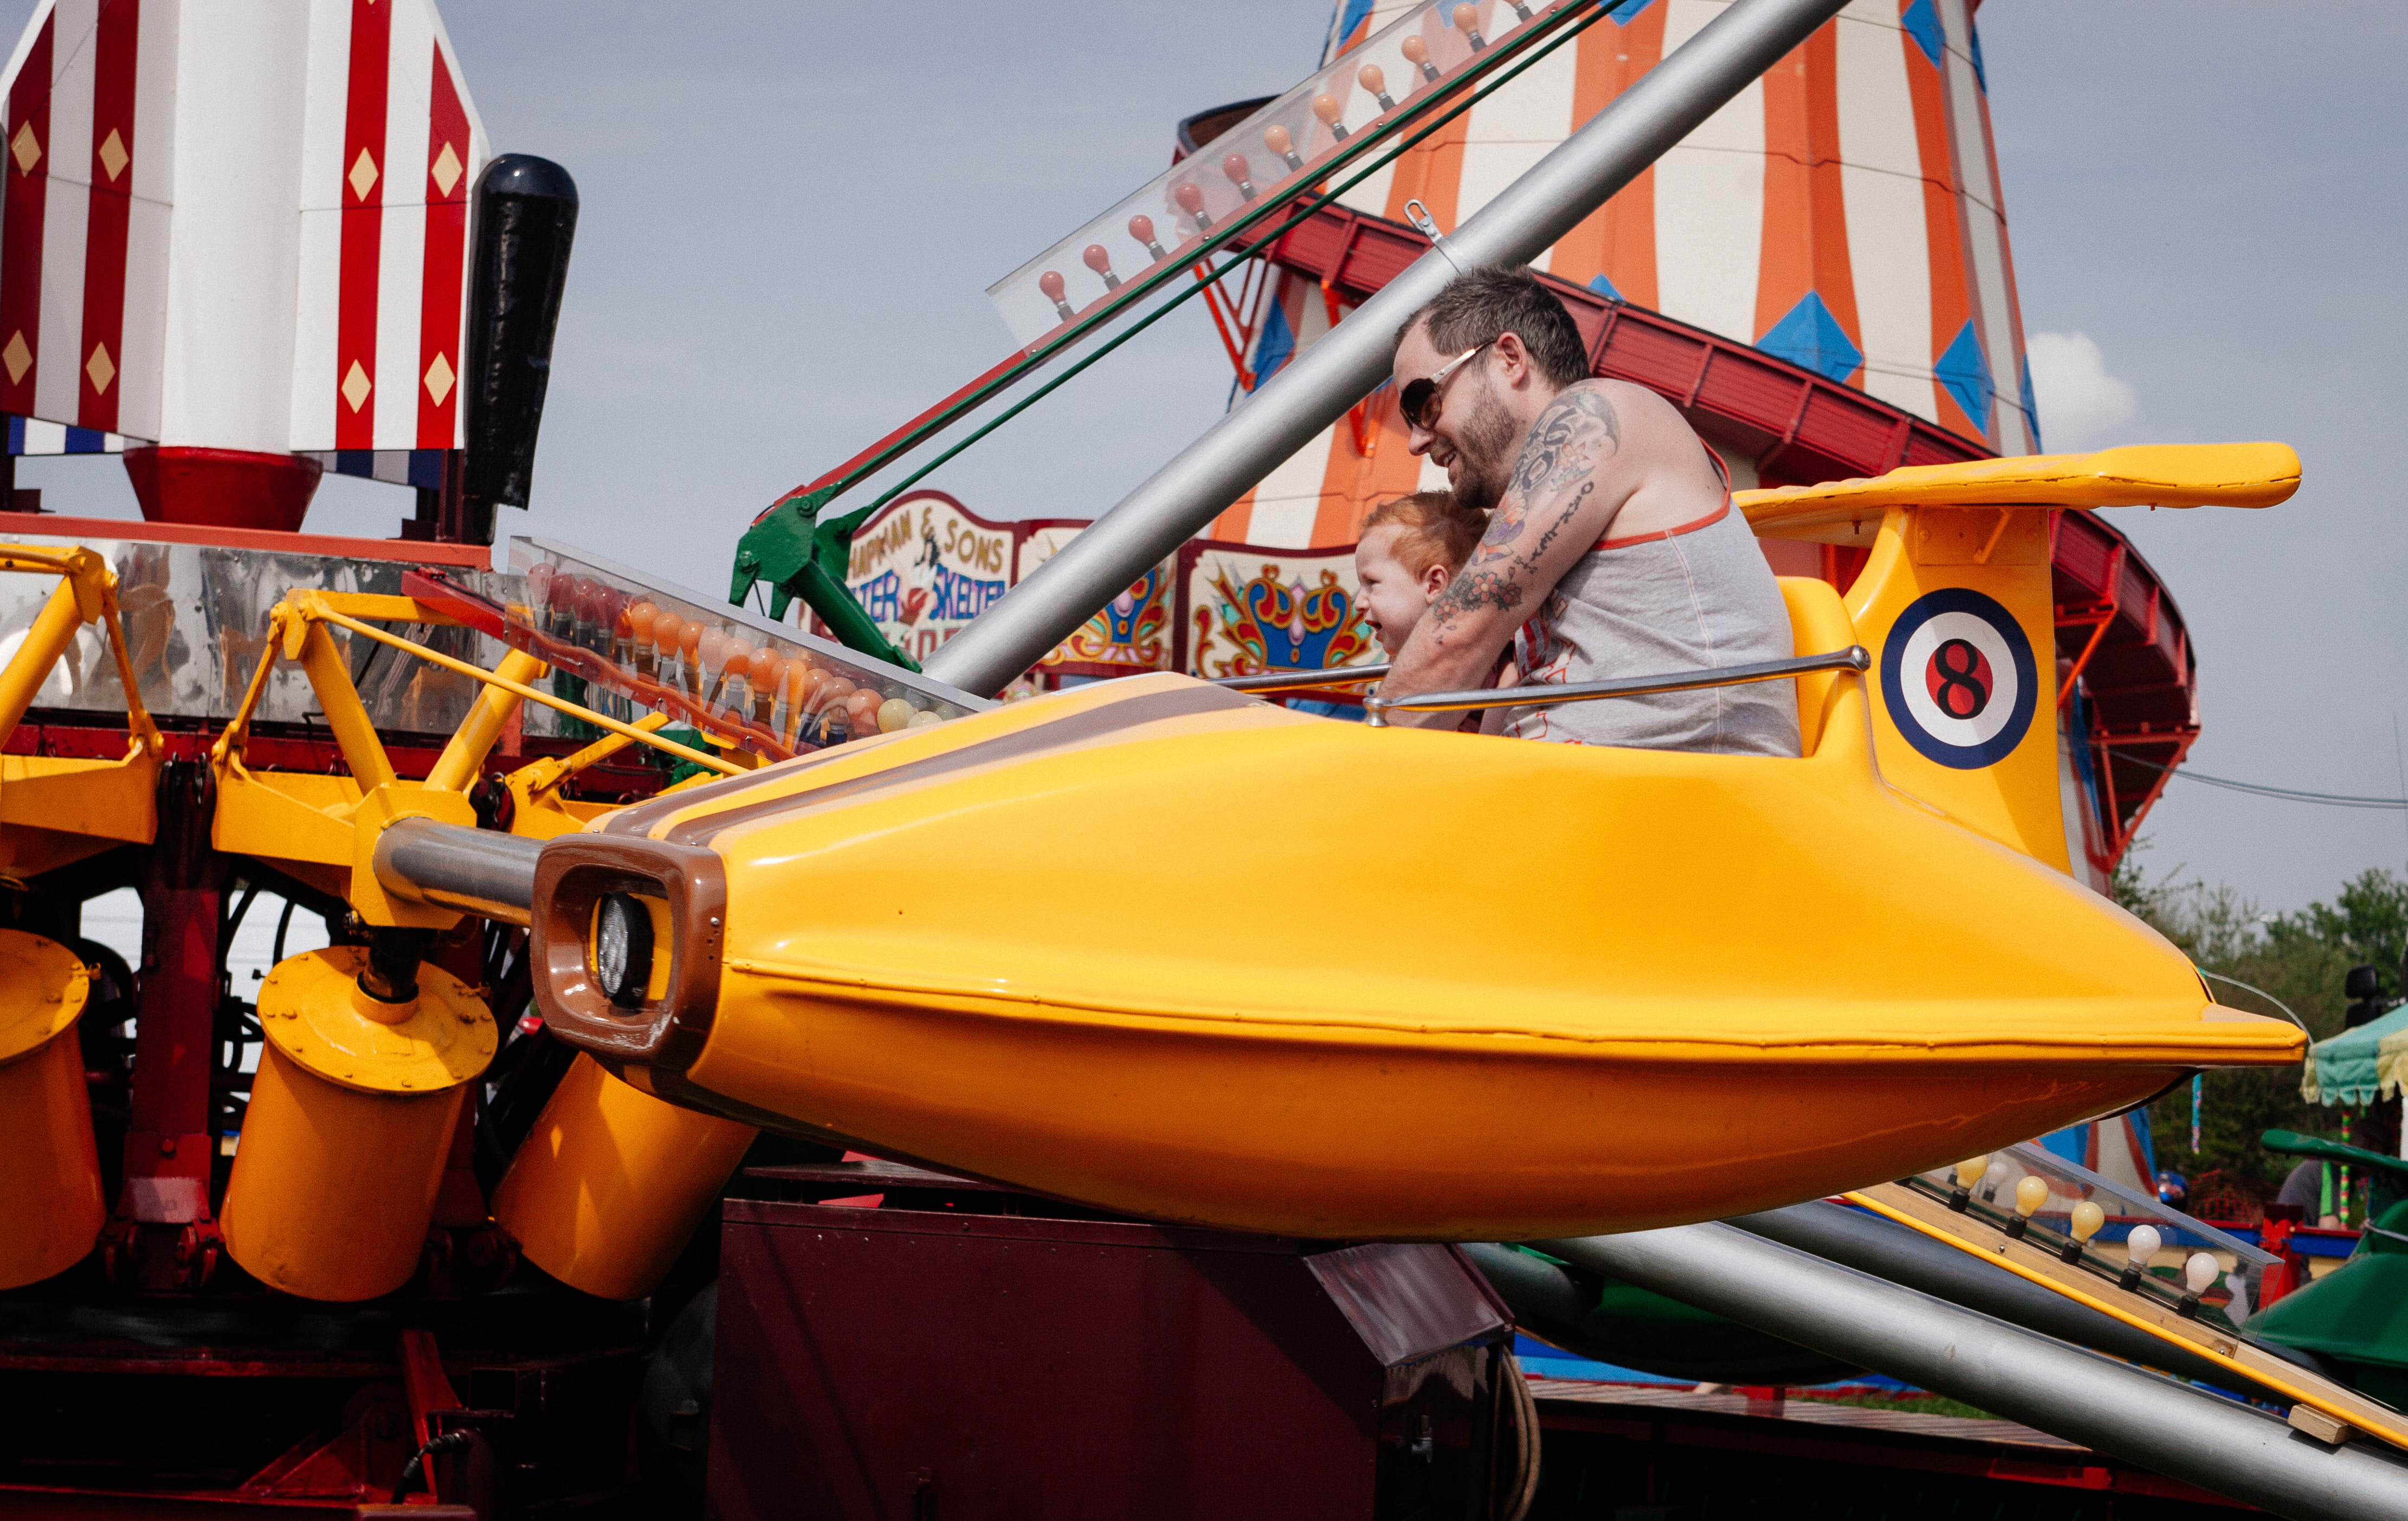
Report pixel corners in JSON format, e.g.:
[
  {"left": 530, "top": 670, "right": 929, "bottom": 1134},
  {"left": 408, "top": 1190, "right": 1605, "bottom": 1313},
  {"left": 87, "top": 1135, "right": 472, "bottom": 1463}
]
[{"left": 1880, "top": 588, "right": 2038, "bottom": 770}]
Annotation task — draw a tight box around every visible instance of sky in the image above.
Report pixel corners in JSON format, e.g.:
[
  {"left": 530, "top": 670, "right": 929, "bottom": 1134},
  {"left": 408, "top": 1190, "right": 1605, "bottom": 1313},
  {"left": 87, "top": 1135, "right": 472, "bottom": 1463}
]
[{"left": 3, "top": 0, "right": 2400, "bottom": 912}]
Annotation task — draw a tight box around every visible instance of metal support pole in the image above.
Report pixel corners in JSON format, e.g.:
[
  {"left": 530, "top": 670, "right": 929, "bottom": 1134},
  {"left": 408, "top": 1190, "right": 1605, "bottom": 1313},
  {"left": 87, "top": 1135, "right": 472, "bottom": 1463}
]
[
  {"left": 926, "top": 0, "right": 1854, "bottom": 696},
  {"left": 1729, "top": 1200, "right": 2332, "bottom": 1397},
  {"left": 375, "top": 817, "right": 543, "bottom": 925},
  {"left": 1536, "top": 1224, "right": 2408, "bottom": 1520}
]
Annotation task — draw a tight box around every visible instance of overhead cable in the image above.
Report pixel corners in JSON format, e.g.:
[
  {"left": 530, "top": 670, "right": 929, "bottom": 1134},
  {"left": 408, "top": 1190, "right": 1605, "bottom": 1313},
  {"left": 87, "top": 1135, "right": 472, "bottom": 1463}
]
[{"left": 2121, "top": 755, "right": 2408, "bottom": 811}]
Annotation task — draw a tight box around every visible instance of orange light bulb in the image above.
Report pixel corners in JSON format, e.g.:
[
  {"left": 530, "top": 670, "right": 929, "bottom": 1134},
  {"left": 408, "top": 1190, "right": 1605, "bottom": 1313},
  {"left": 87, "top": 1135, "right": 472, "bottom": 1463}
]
[
  {"left": 1221, "top": 152, "right": 1257, "bottom": 200},
  {"left": 1312, "top": 94, "right": 1342, "bottom": 125},
  {"left": 1263, "top": 122, "right": 1302, "bottom": 172}
]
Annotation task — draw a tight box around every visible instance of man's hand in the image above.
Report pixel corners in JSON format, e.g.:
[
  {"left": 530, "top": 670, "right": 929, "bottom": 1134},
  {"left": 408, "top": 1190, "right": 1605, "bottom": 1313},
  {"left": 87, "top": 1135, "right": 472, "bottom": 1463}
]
[{"left": 1379, "top": 384, "right": 1634, "bottom": 725}]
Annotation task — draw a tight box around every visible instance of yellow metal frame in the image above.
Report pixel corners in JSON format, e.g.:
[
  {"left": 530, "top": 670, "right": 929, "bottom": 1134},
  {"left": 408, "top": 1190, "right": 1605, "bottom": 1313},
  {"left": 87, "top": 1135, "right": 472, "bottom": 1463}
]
[
  {"left": 0, "top": 545, "right": 164, "bottom": 881},
  {"left": 1734, "top": 443, "right": 2302, "bottom": 871},
  {"left": 209, "top": 590, "right": 739, "bottom": 923}
]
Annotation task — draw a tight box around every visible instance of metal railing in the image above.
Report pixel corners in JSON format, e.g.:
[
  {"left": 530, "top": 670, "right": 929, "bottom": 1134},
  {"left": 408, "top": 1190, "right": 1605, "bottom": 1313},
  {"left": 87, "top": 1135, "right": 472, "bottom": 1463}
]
[
  {"left": 1361, "top": 646, "right": 1869, "bottom": 728},
  {"left": 1210, "top": 664, "right": 1391, "bottom": 694}
]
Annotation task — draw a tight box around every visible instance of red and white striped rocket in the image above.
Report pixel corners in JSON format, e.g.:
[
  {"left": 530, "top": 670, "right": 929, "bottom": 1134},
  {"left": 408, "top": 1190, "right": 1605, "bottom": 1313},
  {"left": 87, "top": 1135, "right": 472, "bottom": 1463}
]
[{"left": 0, "top": 0, "right": 487, "bottom": 521}]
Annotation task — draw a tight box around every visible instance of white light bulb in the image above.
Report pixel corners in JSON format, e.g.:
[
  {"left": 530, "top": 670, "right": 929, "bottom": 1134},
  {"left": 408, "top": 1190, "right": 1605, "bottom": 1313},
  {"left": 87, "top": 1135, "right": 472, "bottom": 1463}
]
[
  {"left": 2184, "top": 1252, "right": 2220, "bottom": 1294},
  {"left": 1982, "top": 1157, "right": 2015, "bottom": 1196},
  {"left": 2015, "top": 1175, "right": 2051, "bottom": 1218},
  {"left": 2126, "top": 1224, "right": 2163, "bottom": 1269}
]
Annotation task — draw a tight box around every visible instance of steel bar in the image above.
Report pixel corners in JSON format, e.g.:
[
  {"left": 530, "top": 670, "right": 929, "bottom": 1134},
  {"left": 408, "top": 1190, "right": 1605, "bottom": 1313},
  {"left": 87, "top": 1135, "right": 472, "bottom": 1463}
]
[
  {"left": 1363, "top": 646, "right": 1868, "bottom": 726},
  {"left": 1535, "top": 1224, "right": 2408, "bottom": 1520},
  {"left": 374, "top": 817, "right": 543, "bottom": 925},
  {"left": 1479, "top": 1204, "right": 2316, "bottom": 1402},
  {"left": 1209, "top": 664, "right": 1391, "bottom": 692},
  {"left": 927, "top": 0, "right": 1855, "bottom": 695},
  {"left": 1737, "top": 1202, "right": 2312, "bottom": 1395}
]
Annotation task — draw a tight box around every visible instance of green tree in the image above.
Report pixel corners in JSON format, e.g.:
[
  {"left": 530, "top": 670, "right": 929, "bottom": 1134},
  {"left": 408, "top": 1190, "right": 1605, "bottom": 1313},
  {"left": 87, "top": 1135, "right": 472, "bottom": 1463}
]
[{"left": 2116, "top": 853, "right": 2407, "bottom": 1201}]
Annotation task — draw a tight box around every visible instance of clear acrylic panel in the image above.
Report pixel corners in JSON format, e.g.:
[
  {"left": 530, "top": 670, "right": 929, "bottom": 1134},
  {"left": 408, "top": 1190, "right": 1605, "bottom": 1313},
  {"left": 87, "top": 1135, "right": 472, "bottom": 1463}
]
[
  {"left": 411, "top": 539, "right": 991, "bottom": 763},
  {"left": 985, "top": 0, "right": 1567, "bottom": 346},
  {"left": 1907, "top": 1140, "right": 2273, "bottom": 1332},
  {"left": 0, "top": 530, "right": 492, "bottom": 736}
]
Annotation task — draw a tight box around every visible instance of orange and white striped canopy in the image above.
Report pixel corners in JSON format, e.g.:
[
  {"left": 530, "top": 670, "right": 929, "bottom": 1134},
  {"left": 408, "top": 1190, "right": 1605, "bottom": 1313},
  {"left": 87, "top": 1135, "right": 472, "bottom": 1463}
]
[{"left": 1216, "top": 0, "right": 2031, "bottom": 549}]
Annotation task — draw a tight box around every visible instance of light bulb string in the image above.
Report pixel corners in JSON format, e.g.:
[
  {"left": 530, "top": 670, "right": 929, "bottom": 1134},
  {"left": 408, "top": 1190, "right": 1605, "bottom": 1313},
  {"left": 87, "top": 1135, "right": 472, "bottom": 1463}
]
[{"left": 806, "top": 0, "right": 1621, "bottom": 523}]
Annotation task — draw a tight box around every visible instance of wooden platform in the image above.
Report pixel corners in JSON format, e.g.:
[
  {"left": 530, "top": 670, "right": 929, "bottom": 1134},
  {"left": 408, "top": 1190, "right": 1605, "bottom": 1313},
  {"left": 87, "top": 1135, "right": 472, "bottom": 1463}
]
[{"left": 1528, "top": 1380, "right": 2250, "bottom": 1509}]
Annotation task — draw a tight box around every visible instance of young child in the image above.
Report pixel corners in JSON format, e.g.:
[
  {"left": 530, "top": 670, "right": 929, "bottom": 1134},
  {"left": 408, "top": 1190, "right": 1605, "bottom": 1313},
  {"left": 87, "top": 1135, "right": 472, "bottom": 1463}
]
[
  {"left": 1354, "top": 490, "right": 1490, "bottom": 657},
  {"left": 1354, "top": 490, "right": 1514, "bottom": 730}
]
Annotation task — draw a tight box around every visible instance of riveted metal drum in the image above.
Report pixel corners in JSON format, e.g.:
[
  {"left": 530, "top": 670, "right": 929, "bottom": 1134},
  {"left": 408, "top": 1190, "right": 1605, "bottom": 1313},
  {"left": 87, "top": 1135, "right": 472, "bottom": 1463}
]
[
  {"left": 0, "top": 929, "right": 102, "bottom": 1289},
  {"left": 493, "top": 1053, "right": 755, "bottom": 1300},
  {"left": 221, "top": 947, "right": 495, "bottom": 1302}
]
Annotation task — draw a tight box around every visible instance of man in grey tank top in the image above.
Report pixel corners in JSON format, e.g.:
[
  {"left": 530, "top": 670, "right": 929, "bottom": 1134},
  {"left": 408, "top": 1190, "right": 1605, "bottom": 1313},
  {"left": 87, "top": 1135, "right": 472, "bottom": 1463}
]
[{"left": 1378, "top": 267, "right": 1800, "bottom": 758}]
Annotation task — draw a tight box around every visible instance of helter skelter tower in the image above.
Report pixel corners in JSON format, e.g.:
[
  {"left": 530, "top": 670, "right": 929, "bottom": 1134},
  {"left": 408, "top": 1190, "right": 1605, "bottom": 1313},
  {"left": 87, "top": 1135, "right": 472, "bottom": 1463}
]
[{"left": 1209, "top": 0, "right": 2036, "bottom": 547}]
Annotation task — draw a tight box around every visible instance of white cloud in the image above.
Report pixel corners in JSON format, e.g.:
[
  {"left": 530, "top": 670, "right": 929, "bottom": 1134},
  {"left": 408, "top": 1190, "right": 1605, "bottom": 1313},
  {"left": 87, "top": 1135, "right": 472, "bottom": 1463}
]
[{"left": 2025, "top": 331, "right": 2138, "bottom": 453}]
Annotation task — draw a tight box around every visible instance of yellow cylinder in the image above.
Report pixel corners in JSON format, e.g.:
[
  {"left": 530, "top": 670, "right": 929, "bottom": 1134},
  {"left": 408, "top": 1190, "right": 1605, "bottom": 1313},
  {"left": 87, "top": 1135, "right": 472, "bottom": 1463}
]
[
  {"left": 493, "top": 1054, "right": 756, "bottom": 1300},
  {"left": 221, "top": 947, "right": 495, "bottom": 1302},
  {"left": 0, "top": 929, "right": 101, "bottom": 1289}
]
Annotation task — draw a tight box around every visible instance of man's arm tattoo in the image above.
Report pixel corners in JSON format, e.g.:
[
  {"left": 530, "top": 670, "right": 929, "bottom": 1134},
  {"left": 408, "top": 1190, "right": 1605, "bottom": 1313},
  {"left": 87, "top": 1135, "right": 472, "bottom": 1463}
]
[{"left": 1424, "top": 389, "right": 1621, "bottom": 641}]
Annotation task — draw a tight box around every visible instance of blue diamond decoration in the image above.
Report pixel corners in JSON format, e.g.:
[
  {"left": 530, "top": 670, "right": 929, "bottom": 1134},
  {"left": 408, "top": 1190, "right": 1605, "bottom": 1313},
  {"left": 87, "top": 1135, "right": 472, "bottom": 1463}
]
[
  {"left": 1249, "top": 298, "right": 1296, "bottom": 392},
  {"left": 1586, "top": 273, "right": 1624, "bottom": 303},
  {"left": 1756, "top": 292, "right": 1862, "bottom": 385},
  {"left": 1603, "top": 0, "right": 1660, "bottom": 24},
  {"left": 1935, "top": 320, "right": 1993, "bottom": 429},
  {"left": 1335, "top": 0, "right": 1376, "bottom": 47},
  {"left": 1900, "top": 0, "right": 1944, "bottom": 66},
  {"left": 2018, "top": 354, "right": 2040, "bottom": 451}
]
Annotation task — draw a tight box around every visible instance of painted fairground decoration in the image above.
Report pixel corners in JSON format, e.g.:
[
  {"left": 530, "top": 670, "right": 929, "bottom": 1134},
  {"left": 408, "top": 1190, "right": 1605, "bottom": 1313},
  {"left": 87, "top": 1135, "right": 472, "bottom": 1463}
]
[
  {"left": 1177, "top": 541, "right": 1379, "bottom": 700},
  {"left": 1021, "top": 520, "right": 1173, "bottom": 679},
  {"left": 838, "top": 490, "right": 1016, "bottom": 668}
]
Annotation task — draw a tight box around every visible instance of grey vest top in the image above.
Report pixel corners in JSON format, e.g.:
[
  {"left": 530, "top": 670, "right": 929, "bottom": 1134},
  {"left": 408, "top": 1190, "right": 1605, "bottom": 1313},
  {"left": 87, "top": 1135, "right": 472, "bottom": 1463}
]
[{"left": 1507, "top": 498, "right": 1803, "bottom": 756}]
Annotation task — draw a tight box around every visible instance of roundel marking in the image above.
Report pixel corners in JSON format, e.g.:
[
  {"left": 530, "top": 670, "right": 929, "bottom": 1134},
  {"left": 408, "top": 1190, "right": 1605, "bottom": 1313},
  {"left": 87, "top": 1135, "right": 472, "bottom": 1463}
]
[{"left": 1879, "top": 587, "right": 2038, "bottom": 770}]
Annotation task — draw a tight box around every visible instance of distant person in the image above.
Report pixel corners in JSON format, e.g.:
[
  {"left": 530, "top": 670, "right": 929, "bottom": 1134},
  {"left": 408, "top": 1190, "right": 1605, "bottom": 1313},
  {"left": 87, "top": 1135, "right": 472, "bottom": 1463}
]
[
  {"left": 2275, "top": 1157, "right": 2342, "bottom": 1231},
  {"left": 2154, "top": 1169, "right": 2189, "bottom": 1213},
  {"left": 1377, "top": 265, "right": 1798, "bottom": 755}
]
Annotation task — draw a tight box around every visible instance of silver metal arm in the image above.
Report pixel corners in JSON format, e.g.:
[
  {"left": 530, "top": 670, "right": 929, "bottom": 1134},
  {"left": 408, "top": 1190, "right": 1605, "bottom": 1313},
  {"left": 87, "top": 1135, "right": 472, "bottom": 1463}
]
[
  {"left": 1208, "top": 664, "right": 1391, "bottom": 692},
  {"left": 1363, "top": 646, "right": 1868, "bottom": 728},
  {"left": 925, "top": 0, "right": 1856, "bottom": 696},
  {"left": 373, "top": 816, "right": 543, "bottom": 927},
  {"left": 1539, "top": 1224, "right": 2408, "bottom": 1520}
]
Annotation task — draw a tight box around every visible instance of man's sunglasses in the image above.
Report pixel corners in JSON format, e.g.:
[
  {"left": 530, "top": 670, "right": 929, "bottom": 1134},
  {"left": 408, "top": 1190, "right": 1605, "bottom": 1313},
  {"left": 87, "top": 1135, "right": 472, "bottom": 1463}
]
[{"left": 1398, "top": 339, "right": 1494, "bottom": 431}]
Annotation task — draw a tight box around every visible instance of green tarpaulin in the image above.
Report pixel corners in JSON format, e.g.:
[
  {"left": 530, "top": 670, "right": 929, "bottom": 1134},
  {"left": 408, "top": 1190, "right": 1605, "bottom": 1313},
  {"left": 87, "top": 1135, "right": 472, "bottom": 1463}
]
[{"left": 2300, "top": 1004, "right": 2408, "bottom": 1106}]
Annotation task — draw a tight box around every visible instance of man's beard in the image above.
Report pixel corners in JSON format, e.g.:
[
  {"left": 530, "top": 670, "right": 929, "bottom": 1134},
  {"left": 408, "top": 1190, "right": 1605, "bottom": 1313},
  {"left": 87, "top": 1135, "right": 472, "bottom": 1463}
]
[{"left": 1445, "top": 383, "right": 1523, "bottom": 511}]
